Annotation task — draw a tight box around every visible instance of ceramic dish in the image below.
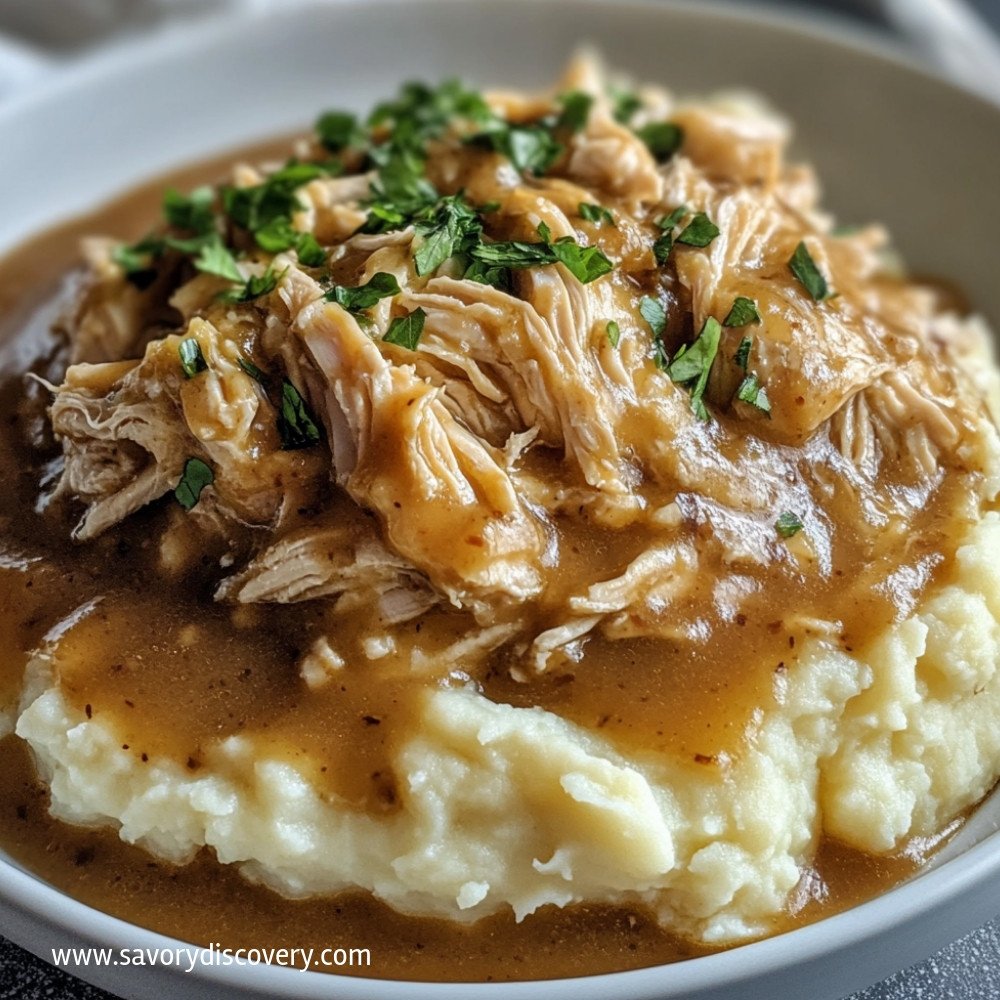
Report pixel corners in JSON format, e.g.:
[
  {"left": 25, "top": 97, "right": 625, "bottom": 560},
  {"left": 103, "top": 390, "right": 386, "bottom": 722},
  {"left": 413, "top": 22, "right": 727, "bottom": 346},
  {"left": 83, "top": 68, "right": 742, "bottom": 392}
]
[{"left": 2, "top": 1, "right": 1000, "bottom": 998}]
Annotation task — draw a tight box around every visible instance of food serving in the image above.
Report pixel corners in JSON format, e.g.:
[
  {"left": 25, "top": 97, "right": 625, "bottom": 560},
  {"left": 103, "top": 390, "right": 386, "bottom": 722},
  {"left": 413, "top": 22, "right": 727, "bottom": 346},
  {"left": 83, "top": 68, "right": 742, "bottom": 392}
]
[{"left": 1, "top": 53, "right": 1000, "bottom": 980}]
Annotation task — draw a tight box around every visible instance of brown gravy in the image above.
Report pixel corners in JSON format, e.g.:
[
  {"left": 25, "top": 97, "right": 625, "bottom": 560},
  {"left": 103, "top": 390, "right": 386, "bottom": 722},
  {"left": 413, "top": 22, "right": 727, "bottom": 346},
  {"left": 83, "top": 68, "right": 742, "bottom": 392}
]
[{"left": 0, "top": 139, "right": 968, "bottom": 982}]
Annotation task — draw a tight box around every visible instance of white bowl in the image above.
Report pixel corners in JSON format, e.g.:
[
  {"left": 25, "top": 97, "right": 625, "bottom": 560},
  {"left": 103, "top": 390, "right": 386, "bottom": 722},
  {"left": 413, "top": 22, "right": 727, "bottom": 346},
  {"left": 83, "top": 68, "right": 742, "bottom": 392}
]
[{"left": 2, "top": 2, "right": 1000, "bottom": 998}]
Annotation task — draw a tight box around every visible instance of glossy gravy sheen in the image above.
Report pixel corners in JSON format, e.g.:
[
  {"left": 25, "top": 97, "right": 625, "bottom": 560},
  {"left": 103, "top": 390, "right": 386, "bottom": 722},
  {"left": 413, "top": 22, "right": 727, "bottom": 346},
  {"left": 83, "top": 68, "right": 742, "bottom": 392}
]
[{"left": 0, "top": 140, "right": 964, "bottom": 981}]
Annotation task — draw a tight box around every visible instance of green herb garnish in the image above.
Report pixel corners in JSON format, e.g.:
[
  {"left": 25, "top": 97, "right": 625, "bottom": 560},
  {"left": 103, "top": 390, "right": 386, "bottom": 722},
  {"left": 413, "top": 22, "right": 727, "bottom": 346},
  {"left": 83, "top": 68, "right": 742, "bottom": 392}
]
[
  {"left": 194, "top": 236, "right": 244, "bottom": 283},
  {"left": 667, "top": 316, "right": 722, "bottom": 420},
  {"left": 178, "top": 338, "right": 207, "bottom": 379},
  {"left": 676, "top": 212, "right": 720, "bottom": 248},
  {"left": 557, "top": 91, "right": 594, "bottom": 133},
  {"left": 775, "top": 511, "right": 804, "bottom": 538},
  {"left": 636, "top": 121, "right": 683, "bottom": 162},
  {"left": 237, "top": 357, "right": 267, "bottom": 383},
  {"left": 413, "top": 194, "right": 482, "bottom": 275},
  {"left": 325, "top": 272, "right": 402, "bottom": 312},
  {"left": 639, "top": 295, "right": 666, "bottom": 339},
  {"left": 383, "top": 308, "right": 427, "bottom": 350},
  {"left": 610, "top": 88, "right": 642, "bottom": 125},
  {"left": 469, "top": 224, "right": 612, "bottom": 285},
  {"left": 788, "top": 241, "right": 832, "bottom": 301},
  {"left": 220, "top": 264, "right": 286, "bottom": 304},
  {"left": 579, "top": 202, "right": 614, "bottom": 226},
  {"left": 278, "top": 381, "right": 322, "bottom": 450},
  {"left": 606, "top": 320, "right": 621, "bottom": 348},
  {"left": 733, "top": 335, "right": 753, "bottom": 371},
  {"left": 735, "top": 373, "right": 771, "bottom": 414},
  {"left": 174, "top": 458, "right": 214, "bottom": 511},
  {"left": 723, "top": 296, "right": 761, "bottom": 327},
  {"left": 315, "top": 110, "right": 365, "bottom": 153},
  {"left": 163, "top": 186, "right": 215, "bottom": 235}
]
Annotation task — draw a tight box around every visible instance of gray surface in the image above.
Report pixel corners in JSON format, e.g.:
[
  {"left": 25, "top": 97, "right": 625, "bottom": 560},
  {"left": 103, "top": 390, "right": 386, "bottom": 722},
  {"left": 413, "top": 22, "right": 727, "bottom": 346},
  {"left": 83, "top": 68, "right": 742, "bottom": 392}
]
[{"left": 1, "top": 0, "right": 1000, "bottom": 998}]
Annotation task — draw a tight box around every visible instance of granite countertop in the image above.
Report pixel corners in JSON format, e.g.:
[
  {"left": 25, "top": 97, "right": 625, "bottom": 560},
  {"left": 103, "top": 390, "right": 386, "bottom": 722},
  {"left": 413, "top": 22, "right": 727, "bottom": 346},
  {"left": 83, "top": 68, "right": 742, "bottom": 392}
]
[{"left": 2, "top": 0, "right": 1000, "bottom": 997}]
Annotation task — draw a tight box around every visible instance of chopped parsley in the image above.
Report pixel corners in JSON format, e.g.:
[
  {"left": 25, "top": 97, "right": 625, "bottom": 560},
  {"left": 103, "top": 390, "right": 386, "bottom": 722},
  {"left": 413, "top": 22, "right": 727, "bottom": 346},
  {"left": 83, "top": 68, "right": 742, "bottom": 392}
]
[
  {"left": 193, "top": 236, "right": 243, "bottom": 283},
  {"left": 639, "top": 295, "right": 666, "bottom": 339},
  {"left": 676, "top": 212, "right": 720, "bottom": 248},
  {"left": 223, "top": 163, "right": 326, "bottom": 239},
  {"left": 163, "top": 186, "right": 215, "bottom": 235},
  {"left": 220, "top": 264, "right": 286, "bottom": 304},
  {"left": 315, "top": 110, "right": 365, "bottom": 153},
  {"left": 253, "top": 218, "right": 327, "bottom": 265},
  {"left": 735, "top": 373, "right": 771, "bottom": 414},
  {"left": 178, "top": 338, "right": 207, "bottom": 379},
  {"left": 610, "top": 87, "right": 642, "bottom": 125},
  {"left": 383, "top": 308, "right": 427, "bottom": 350},
  {"left": 412, "top": 194, "right": 482, "bottom": 275},
  {"left": 666, "top": 316, "right": 722, "bottom": 420},
  {"left": 734, "top": 335, "right": 753, "bottom": 371},
  {"left": 606, "top": 320, "right": 621, "bottom": 348},
  {"left": 237, "top": 356, "right": 267, "bottom": 383},
  {"left": 174, "top": 458, "right": 214, "bottom": 511},
  {"left": 775, "top": 511, "right": 804, "bottom": 538},
  {"left": 636, "top": 121, "right": 683, "bottom": 162},
  {"left": 325, "top": 272, "right": 401, "bottom": 312},
  {"left": 277, "top": 380, "right": 322, "bottom": 450},
  {"left": 579, "top": 202, "right": 615, "bottom": 226},
  {"left": 556, "top": 91, "right": 594, "bottom": 133},
  {"left": 651, "top": 205, "right": 688, "bottom": 264},
  {"left": 112, "top": 235, "right": 164, "bottom": 278},
  {"left": 469, "top": 223, "right": 612, "bottom": 285},
  {"left": 788, "top": 240, "right": 832, "bottom": 301},
  {"left": 476, "top": 122, "right": 563, "bottom": 176},
  {"left": 723, "top": 296, "right": 761, "bottom": 327}
]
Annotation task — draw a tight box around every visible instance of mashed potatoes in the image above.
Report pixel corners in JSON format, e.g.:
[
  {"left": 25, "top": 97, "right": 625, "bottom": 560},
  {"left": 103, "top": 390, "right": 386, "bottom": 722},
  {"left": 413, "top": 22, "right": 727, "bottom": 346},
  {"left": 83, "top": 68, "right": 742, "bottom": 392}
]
[{"left": 3, "top": 54, "right": 1000, "bottom": 956}]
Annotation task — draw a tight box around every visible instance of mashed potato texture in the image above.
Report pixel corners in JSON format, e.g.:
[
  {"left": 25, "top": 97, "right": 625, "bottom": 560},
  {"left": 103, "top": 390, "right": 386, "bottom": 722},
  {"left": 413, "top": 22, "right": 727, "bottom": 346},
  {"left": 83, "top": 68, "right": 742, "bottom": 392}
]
[{"left": 16, "top": 505, "right": 1000, "bottom": 943}]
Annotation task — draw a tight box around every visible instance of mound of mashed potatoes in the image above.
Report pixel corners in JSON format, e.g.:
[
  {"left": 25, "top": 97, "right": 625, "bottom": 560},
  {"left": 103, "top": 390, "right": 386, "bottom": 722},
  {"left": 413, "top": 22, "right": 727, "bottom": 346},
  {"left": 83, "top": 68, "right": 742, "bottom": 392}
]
[{"left": 2, "top": 54, "right": 1000, "bottom": 951}]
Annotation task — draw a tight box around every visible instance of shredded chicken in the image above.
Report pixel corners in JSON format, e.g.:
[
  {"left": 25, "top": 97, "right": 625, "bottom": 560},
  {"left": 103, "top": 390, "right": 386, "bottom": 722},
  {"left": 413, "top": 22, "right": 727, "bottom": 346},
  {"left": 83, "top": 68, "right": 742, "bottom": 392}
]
[{"left": 41, "top": 55, "right": 1000, "bottom": 680}]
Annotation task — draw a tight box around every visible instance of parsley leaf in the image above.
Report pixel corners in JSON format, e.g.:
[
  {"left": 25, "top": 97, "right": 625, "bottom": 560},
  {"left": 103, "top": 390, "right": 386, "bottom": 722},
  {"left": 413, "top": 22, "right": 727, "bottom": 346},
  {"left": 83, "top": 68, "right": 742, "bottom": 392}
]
[
  {"left": 639, "top": 295, "right": 666, "bottom": 339},
  {"left": 325, "top": 272, "right": 401, "bottom": 312},
  {"left": 223, "top": 163, "right": 325, "bottom": 235},
  {"left": 667, "top": 316, "right": 722, "bottom": 420},
  {"left": 220, "top": 264, "right": 286, "bottom": 303},
  {"left": 788, "top": 240, "right": 832, "bottom": 301},
  {"left": 775, "top": 511, "right": 804, "bottom": 538},
  {"left": 194, "top": 236, "right": 243, "bottom": 283},
  {"left": 723, "top": 296, "right": 762, "bottom": 327},
  {"left": 722, "top": 295, "right": 761, "bottom": 328},
  {"left": 735, "top": 373, "right": 771, "bottom": 414},
  {"left": 413, "top": 194, "right": 482, "bottom": 275},
  {"left": 733, "top": 335, "right": 753, "bottom": 371},
  {"left": 610, "top": 88, "right": 641, "bottom": 125},
  {"left": 579, "top": 202, "right": 614, "bottom": 226},
  {"left": 178, "top": 338, "right": 207, "bottom": 379},
  {"left": 549, "top": 237, "right": 614, "bottom": 283},
  {"left": 556, "top": 91, "right": 594, "bottom": 133},
  {"left": 676, "top": 212, "right": 720, "bottom": 248},
  {"left": 237, "top": 357, "right": 267, "bottom": 383},
  {"left": 315, "top": 109, "right": 365, "bottom": 152},
  {"left": 278, "top": 381, "right": 322, "bottom": 450},
  {"left": 295, "top": 233, "right": 326, "bottom": 267},
  {"left": 163, "top": 186, "right": 215, "bottom": 235},
  {"left": 113, "top": 234, "right": 164, "bottom": 277},
  {"left": 606, "top": 320, "right": 621, "bottom": 348},
  {"left": 636, "top": 121, "right": 683, "bottom": 162},
  {"left": 469, "top": 229, "right": 612, "bottom": 285},
  {"left": 652, "top": 206, "right": 688, "bottom": 264},
  {"left": 480, "top": 123, "right": 563, "bottom": 176},
  {"left": 383, "top": 308, "right": 426, "bottom": 350},
  {"left": 464, "top": 258, "right": 512, "bottom": 292},
  {"left": 174, "top": 458, "right": 214, "bottom": 511}
]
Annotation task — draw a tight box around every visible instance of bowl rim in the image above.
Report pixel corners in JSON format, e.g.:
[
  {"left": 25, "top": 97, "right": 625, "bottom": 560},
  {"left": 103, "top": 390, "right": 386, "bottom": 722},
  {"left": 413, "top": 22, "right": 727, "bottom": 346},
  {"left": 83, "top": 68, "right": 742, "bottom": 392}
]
[{"left": 2, "top": 1, "right": 1000, "bottom": 997}]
